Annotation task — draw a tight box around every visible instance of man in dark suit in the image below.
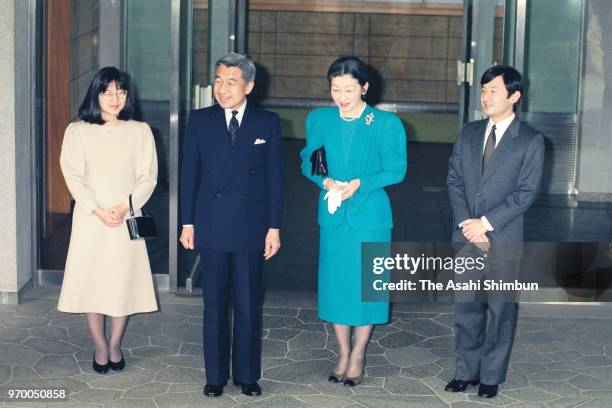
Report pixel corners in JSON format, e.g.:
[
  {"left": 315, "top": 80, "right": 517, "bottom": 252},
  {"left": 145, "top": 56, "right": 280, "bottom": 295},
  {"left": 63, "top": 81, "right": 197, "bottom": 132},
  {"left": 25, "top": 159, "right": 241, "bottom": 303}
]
[
  {"left": 179, "top": 53, "right": 284, "bottom": 398},
  {"left": 445, "top": 65, "right": 545, "bottom": 398}
]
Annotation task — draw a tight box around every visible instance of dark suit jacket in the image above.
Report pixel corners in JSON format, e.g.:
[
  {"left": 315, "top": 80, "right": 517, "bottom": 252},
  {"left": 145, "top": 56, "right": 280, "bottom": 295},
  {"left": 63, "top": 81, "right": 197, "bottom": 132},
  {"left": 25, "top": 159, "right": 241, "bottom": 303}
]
[
  {"left": 180, "top": 103, "right": 284, "bottom": 251},
  {"left": 447, "top": 117, "right": 545, "bottom": 245}
]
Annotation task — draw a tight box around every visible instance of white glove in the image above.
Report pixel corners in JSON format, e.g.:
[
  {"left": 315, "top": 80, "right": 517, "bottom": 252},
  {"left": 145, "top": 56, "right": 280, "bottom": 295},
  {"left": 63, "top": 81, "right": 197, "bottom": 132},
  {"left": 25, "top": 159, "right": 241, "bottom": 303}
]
[
  {"left": 323, "top": 181, "right": 347, "bottom": 214},
  {"left": 324, "top": 189, "right": 341, "bottom": 214}
]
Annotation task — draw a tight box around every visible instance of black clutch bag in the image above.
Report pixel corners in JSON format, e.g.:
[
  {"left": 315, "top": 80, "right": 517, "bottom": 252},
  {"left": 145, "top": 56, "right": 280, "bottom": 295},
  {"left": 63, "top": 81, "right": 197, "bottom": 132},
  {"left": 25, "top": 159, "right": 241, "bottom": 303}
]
[
  {"left": 126, "top": 194, "right": 158, "bottom": 240},
  {"left": 309, "top": 146, "right": 328, "bottom": 176}
]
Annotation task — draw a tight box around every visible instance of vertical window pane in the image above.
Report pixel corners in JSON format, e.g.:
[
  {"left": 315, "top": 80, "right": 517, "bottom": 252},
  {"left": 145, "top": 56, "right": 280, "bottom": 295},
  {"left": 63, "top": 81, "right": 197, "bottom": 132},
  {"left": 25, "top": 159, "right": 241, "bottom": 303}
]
[
  {"left": 193, "top": 0, "right": 209, "bottom": 86},
  {"left": 125, "top": 0, "right": 172, "bottom": 275},
  {"left": 577, "top": 0, "right": 612, "bottom": 194},
  {"left": 524, "top": 0, "right": 582, "bottom": 113}
]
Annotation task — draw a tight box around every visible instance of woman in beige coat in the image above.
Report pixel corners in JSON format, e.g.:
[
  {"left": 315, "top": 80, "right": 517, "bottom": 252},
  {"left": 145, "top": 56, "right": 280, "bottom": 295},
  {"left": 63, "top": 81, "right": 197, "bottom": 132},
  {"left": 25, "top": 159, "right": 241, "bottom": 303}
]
[{"left": 57, "top": 67, "right": 158, "bottom": 374}]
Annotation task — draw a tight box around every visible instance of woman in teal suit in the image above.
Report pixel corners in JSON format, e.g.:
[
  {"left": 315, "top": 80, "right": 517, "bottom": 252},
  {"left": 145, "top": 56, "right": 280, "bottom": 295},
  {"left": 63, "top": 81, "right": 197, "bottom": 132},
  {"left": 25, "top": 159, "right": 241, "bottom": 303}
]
[{"left": 300, "top": 57, "right": 407, "bottom": 386}]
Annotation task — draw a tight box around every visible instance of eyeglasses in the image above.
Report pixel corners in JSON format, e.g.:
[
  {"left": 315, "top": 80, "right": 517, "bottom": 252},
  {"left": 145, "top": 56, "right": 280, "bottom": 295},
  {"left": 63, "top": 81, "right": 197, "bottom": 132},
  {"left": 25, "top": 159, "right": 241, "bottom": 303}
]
[{"left": 100, "top": 90, "right": 128, "bottom": 100}]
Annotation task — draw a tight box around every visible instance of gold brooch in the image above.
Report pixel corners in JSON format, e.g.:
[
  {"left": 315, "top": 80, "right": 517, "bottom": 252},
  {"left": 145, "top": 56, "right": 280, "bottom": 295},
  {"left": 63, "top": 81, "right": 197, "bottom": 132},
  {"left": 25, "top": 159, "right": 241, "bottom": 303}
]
[{"left": 365, "top": 112, "right": 375, "bottom": 125}]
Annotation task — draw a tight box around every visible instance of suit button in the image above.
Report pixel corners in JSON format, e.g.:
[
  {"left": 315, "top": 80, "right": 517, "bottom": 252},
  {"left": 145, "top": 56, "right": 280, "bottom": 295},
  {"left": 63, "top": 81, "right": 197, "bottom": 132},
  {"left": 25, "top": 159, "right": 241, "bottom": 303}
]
[
  {"left": 477, "top": 192, "right": 483, "bottom": 197},
  {"left": 215, "top": 193, "right": 223, "bottom": 199},
  {"left": 207, "top": 167, "right": 212, "bottom": 171},
  {"left": 241, "top": 194, "right": 247, "bottom": 200},
  {"left": 249, "top": 169, "right": 256, "bottom": 174}
]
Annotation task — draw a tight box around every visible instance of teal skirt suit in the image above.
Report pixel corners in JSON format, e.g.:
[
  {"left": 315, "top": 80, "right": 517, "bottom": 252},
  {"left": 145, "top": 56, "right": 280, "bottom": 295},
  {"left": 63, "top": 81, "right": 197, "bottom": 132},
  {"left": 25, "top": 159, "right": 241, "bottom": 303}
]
[{"left": 300, "top": 105, "right": 407, "bottom": 326}]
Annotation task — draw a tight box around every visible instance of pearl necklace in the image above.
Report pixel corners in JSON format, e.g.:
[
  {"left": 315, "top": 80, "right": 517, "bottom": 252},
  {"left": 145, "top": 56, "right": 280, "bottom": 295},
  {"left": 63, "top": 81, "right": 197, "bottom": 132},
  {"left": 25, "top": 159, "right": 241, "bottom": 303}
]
[{"left": 340, "top": 102, "right": 366, "bottom": 122}]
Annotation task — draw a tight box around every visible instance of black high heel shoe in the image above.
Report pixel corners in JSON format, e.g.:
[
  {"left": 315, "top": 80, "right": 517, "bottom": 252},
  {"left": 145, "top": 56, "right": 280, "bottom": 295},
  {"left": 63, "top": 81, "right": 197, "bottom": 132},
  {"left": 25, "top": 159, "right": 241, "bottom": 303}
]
[
  {"left": 328, "top": 371, "right": 345, "bottom": 383},
  {"left": 109, "top": 352, "right": 125, "bottom": 371},
  {"left": 92, "top": 353, "right": 110, "bottom": 374},
  {"left": 343, "top": 358, "right": 365, "bottom": 387}
]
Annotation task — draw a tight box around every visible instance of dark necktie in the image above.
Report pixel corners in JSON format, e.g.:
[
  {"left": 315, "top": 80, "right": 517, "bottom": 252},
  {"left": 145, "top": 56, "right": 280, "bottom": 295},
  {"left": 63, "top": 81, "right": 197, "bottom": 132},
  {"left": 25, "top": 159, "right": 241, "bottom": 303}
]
[
  {"left": 482, "top": 124, "right": 496, "bottom": 173},
  {"left": 228, "top": 110, "right": 239, "bottom": 146}
]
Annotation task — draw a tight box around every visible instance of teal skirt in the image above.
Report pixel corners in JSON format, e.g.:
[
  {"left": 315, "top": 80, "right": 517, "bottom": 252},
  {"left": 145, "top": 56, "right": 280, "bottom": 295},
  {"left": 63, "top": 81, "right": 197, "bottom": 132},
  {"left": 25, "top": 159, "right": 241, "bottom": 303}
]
[{"left": 318, "top": 220, "right": 390, "bottom": 326}]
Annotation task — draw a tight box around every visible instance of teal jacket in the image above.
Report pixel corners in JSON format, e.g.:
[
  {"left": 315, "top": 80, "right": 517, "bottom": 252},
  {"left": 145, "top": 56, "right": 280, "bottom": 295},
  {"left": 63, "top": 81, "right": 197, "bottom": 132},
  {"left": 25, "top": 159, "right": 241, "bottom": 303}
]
[{"left": 300, "top": 105, "right": 407, "bottom": 230}]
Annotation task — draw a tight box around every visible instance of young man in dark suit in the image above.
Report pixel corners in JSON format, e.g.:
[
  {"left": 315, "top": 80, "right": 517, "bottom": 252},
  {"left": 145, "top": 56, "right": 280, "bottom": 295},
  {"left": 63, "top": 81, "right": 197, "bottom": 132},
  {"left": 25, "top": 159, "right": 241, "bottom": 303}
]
[
  {"left": 445, "top": 65, "right": 545, "bottom": 398},
  {"left": 179, "top": 53, "right": 284, "bottom": 398}
]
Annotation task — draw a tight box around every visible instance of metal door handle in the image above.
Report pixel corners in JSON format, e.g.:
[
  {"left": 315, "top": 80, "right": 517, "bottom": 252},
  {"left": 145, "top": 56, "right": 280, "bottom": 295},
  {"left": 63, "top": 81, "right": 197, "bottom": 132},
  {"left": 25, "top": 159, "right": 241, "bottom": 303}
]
[
  {"left": 457, "top": 60, "right": 465, "bottom": 85},
  {"left": 466, "top": 58, "right": 475, "bottom": 86},
  {"left": 457, "top": 59, "right": 475, "bottom": 86}
]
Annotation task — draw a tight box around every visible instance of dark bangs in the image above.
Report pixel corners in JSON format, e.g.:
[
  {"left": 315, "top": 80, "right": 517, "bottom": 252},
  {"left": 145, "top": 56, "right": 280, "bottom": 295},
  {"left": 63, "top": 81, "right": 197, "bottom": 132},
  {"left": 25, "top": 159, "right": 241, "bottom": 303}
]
[
  {"left": 78, "top": 66, "right": 135, "bottom": 124},
  {"left": 326, "top": 56, "right": 369, "bottom": 87}
]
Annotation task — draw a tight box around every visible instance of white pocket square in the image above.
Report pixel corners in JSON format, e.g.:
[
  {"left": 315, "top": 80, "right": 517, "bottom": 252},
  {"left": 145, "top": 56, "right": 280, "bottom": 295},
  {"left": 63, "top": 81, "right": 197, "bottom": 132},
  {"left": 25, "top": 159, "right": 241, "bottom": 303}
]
[{"left": 254, "top": 138, "right": 266, "bottom": 145}]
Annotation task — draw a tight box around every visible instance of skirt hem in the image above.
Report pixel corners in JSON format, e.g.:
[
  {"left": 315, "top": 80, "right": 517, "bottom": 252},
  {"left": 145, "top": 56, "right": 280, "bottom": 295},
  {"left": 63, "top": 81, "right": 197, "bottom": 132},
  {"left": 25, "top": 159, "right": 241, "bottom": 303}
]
[
  {"left": 318, "top": 313, "right": 389, "bottom": 327},
  {"left": 56, "top": 306, "right": 158, "bottom": 317}
]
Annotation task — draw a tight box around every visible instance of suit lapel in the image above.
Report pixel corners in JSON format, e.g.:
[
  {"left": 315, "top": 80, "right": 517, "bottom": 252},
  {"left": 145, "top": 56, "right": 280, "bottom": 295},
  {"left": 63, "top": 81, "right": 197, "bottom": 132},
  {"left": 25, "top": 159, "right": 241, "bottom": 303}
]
[
  {"left": 234, "top": 103, "right": 258, "bottom": 159},
  {"left": 212, "top": 105, "right": 233, "bottom": 189},
  {"left": 211, "top": 104, "right": 228, "bottom": 141},
  {"left": 479, "top": 117, "right": 519, "bottom": 186},
  {"left": 218, "top": 102, "right": 258, "bottom": 189},
  {"left": 328, "top": 108, "right": 347, "bottom": 181},
  {"left": 344, "top": 105, "right": 373, "bottom": 180},
  {"left": 471, "top": 120, "right": 487, "bottom": 187}
]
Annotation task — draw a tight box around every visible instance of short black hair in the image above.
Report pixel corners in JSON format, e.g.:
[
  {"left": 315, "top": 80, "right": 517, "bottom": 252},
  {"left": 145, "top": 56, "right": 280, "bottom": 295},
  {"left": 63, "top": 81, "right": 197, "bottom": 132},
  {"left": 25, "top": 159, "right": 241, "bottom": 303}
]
[
  {"left": 78, "top": 66, "right": 134, "bottom": 124},
  {"left": 481, "top": 65, "right": 523, "bottom": 111},
  {"left": 327, "top": 56, "right": 369, "bottom": 87}
]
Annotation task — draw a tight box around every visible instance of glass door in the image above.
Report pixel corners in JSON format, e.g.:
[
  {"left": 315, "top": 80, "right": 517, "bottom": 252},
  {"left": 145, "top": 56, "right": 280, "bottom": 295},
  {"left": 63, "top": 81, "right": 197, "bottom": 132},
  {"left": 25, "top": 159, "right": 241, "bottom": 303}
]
[
  {"left": 176, "top": 0, "right": 200, "bottom": 293},
  {"left": 460, "top": 0, "right": 585, "bottom": 194},
  {"left": 516, "top": 0, "right": 584, "bottom": 194},
  {"left": 124, "top": 0, "right": 176, "bottom": 288},
  {"left": 458, "top": 0, "right": 506, "bottom": 126}
]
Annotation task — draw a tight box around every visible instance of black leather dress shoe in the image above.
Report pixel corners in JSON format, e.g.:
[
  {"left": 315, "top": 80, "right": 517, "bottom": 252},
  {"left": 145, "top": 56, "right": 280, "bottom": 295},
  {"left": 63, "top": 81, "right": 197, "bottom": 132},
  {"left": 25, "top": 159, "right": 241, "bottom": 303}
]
[
  {"left": 233, "top": 379, "right": 262, "bottom": 396},
  {"left": 478, "top": 383, "right": 498, "bottom": 398},
  {"left": 444, "top": 379, "right": 480, "bottom": 392},
  {"left": 203, "top": 383, "right": 224, "bottom": 397}
]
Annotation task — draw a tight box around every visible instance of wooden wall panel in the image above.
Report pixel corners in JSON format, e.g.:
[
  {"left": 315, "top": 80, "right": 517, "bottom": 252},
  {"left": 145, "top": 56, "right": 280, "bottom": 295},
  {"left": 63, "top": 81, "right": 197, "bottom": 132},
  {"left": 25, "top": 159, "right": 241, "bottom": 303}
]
[
  {"left": 45, "top": 0, "right": 72, "bottom": 220},
  {"left": 194, "top": 0, "right": 464, "bottom": 15},
  {"left": 194, "top": 1, "right": 505, "bottom": 17}
]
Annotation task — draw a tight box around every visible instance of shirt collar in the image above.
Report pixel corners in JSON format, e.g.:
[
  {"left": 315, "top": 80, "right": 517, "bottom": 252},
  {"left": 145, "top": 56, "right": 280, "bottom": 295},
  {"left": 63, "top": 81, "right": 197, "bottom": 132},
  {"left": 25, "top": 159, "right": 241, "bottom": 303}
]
[
  {"left": 224, "top": 99, "right": 247, "bottom": 127},
  {"left": 486, "top": 113, "right": 515, "bottom": 140}
]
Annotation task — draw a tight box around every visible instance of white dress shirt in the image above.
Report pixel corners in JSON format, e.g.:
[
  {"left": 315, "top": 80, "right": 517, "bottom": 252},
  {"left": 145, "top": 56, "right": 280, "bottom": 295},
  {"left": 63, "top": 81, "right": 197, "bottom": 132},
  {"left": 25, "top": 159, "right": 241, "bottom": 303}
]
[
  {"left": 224, "top": 99, "right": 247, "bottom": 128},
  {"left": 482, "top": 113, "right": 515, "bottom": 153}
]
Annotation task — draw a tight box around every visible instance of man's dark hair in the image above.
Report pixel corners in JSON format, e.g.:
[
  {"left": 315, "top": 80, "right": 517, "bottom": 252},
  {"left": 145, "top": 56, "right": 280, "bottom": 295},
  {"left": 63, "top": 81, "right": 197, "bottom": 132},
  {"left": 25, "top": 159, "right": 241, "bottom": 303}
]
[{"left": 481, "top": 65, "right": 523, "bottom": 111}]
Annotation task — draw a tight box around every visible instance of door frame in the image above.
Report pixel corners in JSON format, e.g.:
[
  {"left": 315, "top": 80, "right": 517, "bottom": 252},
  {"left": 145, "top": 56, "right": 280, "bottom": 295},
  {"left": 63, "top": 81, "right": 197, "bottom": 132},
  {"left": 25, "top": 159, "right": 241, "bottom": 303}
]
[{"left": 458, "top": 0, "right": 502, "bottom": 127}]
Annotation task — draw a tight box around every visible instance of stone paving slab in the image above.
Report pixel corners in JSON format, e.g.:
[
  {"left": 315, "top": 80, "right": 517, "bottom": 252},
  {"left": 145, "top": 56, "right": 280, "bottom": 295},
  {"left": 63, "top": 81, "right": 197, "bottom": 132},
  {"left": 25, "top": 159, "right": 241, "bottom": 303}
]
[{"left": 0, "top": 285, "right": 612, "bottom": 406}]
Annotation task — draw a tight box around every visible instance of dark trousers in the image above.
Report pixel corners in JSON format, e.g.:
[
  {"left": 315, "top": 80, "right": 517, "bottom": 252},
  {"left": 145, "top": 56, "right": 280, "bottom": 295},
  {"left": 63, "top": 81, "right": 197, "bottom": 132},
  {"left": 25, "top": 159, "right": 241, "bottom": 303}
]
[
  {"left": 452, "top": 245, "right": 520, "bottom": 385},
  {"left": 454, "top": 301, "right": 518, "bottom": 385},
  {"left": 200, "top": 248, "right": 263, "bottom": 385}
]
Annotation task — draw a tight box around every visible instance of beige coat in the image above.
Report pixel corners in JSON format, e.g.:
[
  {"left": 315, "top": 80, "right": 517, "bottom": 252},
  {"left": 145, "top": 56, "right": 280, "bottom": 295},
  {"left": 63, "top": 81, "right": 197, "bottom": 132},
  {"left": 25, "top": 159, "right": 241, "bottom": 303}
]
[{"left": 57, "top": 120, "right": 158, "bottom": 316}]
